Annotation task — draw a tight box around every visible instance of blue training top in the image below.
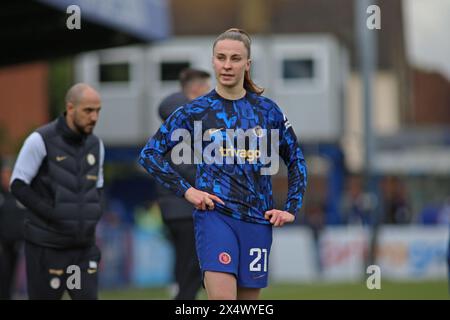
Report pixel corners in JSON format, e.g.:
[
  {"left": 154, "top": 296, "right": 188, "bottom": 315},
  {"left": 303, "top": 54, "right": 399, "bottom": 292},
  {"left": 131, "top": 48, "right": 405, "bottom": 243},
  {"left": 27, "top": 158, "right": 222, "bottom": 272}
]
[{"left": 139, "top": 89, "right": 307, "bottom": 224}]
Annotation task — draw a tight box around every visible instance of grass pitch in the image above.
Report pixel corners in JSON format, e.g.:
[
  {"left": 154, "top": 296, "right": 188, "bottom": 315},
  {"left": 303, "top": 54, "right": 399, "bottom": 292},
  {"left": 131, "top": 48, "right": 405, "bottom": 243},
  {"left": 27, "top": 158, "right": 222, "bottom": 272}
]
[{"left": 99, "top": 280, "right": 449, "bottom": 300}]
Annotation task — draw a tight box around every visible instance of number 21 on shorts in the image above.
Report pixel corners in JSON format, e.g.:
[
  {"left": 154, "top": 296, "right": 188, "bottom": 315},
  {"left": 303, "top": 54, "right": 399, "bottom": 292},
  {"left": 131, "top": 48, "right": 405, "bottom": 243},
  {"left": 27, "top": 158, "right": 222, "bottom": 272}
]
[{"left": 249, "top": 248, "right": 268, "bottom": 272}]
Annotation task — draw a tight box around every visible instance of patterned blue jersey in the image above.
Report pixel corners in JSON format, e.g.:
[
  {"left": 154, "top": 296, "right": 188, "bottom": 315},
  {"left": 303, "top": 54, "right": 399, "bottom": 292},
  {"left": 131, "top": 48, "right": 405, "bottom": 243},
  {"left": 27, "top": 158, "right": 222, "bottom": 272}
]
[{"left": 139, "top": 89, "right": 307, "bottom": 224}]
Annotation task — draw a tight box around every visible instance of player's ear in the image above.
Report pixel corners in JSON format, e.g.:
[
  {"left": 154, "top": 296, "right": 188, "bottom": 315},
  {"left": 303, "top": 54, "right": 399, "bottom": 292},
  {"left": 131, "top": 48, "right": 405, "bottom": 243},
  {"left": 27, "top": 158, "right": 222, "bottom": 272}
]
[
  {"left": 246, "top": 58, "right": 252, "bottom": 72},
  {"left": 66, "top": 102, "right": 75, "bottom": 115}
]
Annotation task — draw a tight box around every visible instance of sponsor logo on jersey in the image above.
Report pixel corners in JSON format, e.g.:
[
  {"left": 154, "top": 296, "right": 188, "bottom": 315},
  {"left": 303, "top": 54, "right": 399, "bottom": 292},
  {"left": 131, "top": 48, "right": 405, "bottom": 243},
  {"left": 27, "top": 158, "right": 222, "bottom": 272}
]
[
  {"left": 170, "top": 121, "right": 281, "bottom": 175},
  {"left": 49, "top": 269, "right": 64, "bottom": 276}
]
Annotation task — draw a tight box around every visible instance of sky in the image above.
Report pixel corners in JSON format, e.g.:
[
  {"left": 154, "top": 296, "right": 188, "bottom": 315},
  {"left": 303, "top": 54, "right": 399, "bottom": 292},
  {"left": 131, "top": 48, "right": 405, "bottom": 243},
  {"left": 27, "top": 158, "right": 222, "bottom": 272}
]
[{"left": 403, "top": 0, "right": 450, "bottom": 80}]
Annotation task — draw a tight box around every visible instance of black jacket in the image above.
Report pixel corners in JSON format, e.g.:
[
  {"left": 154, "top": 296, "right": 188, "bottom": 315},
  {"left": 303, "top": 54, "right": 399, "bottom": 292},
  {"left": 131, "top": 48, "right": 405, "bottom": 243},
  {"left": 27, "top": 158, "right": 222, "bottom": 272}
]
[{"left": 11, "top": 115, "right": 103, "bottom": 248}]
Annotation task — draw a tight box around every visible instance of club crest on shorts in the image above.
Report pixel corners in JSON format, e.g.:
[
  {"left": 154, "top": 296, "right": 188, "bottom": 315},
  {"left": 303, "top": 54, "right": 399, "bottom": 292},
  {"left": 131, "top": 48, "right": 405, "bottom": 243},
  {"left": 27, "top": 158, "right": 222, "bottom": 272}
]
[
  {"left": 87, "top": 153, "right": 96, "bottom": 165},
  {"left": 50, "top": 277, "right": 61, "bottom": 289},
  {"left": 219, "top": 252, "right": 231, "bottom": 265}
]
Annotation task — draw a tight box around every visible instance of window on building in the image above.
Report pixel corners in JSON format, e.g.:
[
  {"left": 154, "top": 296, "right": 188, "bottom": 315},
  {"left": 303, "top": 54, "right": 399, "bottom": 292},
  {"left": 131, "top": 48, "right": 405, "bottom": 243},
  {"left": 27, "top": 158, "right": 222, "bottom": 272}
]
[
  {"left": 160, "top": 61, "right": 190, "bottom": 81},
  {"left": 282, "top": 58, "right": 314, "bottom": 80},
  {"left": 99, "top": 62, "right": 130, "bottom": 83}
]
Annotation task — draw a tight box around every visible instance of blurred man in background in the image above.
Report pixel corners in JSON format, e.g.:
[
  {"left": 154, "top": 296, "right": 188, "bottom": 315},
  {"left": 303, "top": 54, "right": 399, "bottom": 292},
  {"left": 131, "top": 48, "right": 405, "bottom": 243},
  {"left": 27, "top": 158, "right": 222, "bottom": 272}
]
[
  {"left": 158, "top": 68, "right": 211, "bottom": 120},
  {"left": 9, "top": 83, "right": 105, "bottom": 300},
  {"left": 157, "top": 68, "right": 211, "bottom": 300},
  {"left": 0, "top": 158, "right": 26, "bottom": 299}
]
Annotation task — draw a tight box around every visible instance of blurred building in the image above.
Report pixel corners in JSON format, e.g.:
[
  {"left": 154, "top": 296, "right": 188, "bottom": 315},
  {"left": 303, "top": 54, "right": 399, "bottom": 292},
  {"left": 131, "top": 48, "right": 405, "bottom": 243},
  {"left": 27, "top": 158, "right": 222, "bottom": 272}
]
[
  {"left": 2, "top": 0, "right": 449, "bottom": 289},
  {"left": 169, "top": 0, "right": 408, "bottom": 224},
  {"left": 0, "top": 0, "right": 170, "bottom": 154},
  {"left": 74, "top": 0, "right": 450, "bottom": 225},
  {"left": 2, "top": 0, "right": 449, "bottom": 225},
  {"left": 0, "top": 63, "right": 49, "bottom": 155},
  {"left": 410, "top": 69, "right": 450, "bottom": 125},
  {"left": 169, "top": 0, "right": 450, "bottom": 225}
]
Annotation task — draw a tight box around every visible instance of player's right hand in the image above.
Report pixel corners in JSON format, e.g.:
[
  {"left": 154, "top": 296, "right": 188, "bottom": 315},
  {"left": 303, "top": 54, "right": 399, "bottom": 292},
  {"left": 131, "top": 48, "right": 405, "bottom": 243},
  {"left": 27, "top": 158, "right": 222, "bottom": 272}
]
[
  {"left": 264, "top": 209, "right": 295, "bottom": 227},
  {"left": 184, "top": 187, "right": 225, "bottom": 211}
]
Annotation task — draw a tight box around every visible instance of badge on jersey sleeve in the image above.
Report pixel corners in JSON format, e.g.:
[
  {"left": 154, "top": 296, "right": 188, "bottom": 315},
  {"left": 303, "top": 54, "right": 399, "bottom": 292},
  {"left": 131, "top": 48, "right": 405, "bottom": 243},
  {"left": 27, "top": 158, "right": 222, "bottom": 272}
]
[
  {"left": 219, "top": 252, "right": 232, "bottom": 265},
  {"left": 87, "top": 153, "right": 96, "bottom": 165}
]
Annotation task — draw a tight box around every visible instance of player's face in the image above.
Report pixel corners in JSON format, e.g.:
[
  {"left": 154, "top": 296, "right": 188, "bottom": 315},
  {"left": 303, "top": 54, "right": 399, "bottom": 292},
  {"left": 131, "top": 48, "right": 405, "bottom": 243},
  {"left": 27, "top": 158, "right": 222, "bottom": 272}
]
[
  {"left": 213, "top": 39, "right": 251, "bottom": 90},
  {"left": 69, "top": 89, "right": 101, "bottom": 135}
]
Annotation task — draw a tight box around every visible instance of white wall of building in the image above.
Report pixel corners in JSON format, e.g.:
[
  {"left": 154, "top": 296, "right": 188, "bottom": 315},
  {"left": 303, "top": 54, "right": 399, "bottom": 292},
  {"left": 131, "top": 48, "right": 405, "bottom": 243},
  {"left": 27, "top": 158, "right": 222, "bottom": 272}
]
[{"left": 75, "top": 34, "right": 349, "bottom": 145}]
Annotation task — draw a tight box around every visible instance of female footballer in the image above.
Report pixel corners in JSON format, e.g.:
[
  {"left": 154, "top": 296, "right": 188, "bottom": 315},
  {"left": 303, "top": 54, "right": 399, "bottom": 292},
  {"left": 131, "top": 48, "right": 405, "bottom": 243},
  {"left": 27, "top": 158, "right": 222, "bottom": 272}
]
[{"left": 139, "top": 28, "right": 307, "bottom": 300}]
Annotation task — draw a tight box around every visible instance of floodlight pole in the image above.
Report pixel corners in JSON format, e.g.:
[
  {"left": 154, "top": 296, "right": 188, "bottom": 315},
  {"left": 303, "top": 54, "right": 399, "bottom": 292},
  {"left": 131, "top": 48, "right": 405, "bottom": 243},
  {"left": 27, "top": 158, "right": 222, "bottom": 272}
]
[{"left": 355, "top": 0, "right": 379, "bottom": 268}]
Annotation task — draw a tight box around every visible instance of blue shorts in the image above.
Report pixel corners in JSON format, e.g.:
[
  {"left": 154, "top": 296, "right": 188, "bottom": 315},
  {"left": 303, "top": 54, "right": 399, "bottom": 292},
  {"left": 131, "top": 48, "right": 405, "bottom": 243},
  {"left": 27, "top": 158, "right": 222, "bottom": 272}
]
[{"left": 193, "top": 210, "right": 273, "bottom": 288}]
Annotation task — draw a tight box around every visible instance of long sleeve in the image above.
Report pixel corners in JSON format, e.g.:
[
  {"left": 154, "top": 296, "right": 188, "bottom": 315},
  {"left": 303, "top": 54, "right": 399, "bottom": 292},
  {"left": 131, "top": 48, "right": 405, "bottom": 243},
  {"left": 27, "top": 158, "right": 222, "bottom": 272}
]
[
  {"left": 139, "top": 107, "right": 194, "bottom": 197},
  {"left": 278, "top": 113, "right": 308, "bottom": 217}
]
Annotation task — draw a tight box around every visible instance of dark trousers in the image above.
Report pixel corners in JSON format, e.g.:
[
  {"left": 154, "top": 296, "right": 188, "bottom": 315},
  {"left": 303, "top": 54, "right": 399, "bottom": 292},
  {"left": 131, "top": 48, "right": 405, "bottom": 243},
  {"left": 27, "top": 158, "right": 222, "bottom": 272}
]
[
  {"left": 164, "top": 218, "right": 202, "bottom": 300},
  {"left": 25, "top": 241, "right": 101, "bottom": 300},
  {"left": 0, "top": 240, "right": 22, "bottom": 299}
]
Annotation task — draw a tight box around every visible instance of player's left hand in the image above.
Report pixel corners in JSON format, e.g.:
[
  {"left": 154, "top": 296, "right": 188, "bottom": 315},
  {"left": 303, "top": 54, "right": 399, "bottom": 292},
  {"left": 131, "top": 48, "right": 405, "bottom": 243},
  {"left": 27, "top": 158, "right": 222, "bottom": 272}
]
[{"left": 264, "top": 209, "right": 295, "bottom": 227}]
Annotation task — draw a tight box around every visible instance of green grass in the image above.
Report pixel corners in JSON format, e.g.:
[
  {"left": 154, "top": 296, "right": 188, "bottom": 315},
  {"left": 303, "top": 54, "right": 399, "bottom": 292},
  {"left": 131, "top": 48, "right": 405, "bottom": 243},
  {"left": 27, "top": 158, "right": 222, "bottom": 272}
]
[{"left": 99, "top": 280, "right": 449, "bottom": 300}]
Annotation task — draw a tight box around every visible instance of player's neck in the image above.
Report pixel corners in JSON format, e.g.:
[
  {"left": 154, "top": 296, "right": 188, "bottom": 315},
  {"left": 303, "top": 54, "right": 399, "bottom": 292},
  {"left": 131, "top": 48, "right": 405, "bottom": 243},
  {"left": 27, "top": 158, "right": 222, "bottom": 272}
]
[{"left": 215, "top": 85, "right": 246, "bottom": 101}]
